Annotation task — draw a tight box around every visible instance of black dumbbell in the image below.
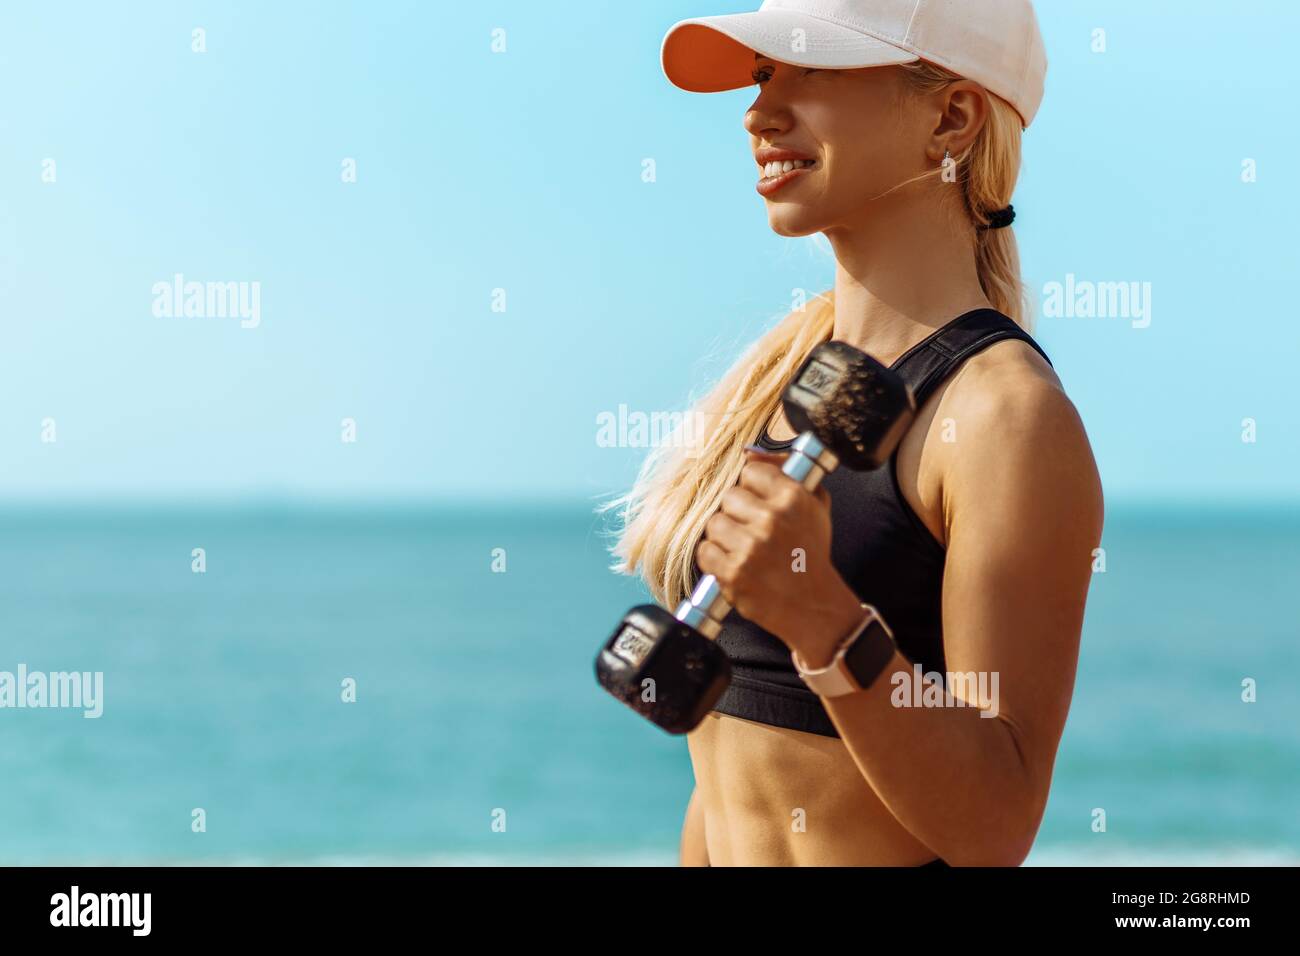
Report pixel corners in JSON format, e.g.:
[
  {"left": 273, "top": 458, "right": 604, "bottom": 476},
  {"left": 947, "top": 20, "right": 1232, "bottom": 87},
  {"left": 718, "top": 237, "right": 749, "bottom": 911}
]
[{"left": 595, "top": 340, "right": 917, "bottom": 734}]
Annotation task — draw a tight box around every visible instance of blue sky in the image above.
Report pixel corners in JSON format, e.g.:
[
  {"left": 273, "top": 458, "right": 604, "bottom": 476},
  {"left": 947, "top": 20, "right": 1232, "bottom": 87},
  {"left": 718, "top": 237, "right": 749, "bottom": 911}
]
[{"left": 1, "top": 1, "right": 1295, "bottom": 505}]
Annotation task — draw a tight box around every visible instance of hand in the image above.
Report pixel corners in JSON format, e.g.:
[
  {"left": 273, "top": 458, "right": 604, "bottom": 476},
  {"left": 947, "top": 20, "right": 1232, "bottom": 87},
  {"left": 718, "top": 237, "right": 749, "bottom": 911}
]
[{"left": 695, "top": 449, "right": 866, "bottom": 667}]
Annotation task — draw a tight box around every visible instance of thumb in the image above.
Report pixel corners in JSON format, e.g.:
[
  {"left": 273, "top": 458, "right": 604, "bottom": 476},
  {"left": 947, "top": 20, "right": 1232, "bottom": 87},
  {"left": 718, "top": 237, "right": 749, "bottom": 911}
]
[{"left": 742, "top": 444, "right": 790, "bottom": 468}]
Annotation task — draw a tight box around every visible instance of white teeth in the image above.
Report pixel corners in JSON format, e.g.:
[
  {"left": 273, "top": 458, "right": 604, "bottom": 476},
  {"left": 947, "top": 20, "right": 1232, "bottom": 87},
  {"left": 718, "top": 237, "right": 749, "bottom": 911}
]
[{"left": 762, "top": 159, "right": 815, "bottom": 179}]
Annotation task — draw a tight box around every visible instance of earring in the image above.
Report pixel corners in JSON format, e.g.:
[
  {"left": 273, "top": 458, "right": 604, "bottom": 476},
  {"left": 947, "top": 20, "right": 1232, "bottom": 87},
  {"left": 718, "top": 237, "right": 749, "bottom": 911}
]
[{"left": 943, "top": 149, "right": 951, "bottom": 166}]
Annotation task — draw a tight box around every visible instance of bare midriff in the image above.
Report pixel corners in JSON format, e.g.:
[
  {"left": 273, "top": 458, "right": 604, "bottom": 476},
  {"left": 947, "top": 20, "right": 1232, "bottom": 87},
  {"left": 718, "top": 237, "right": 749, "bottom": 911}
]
[
  {"left": 687, "top": 711, "right": 942, "bottom": 865},
  {"left": 685, "top": 395, "right": 946, "bottom": 866}
]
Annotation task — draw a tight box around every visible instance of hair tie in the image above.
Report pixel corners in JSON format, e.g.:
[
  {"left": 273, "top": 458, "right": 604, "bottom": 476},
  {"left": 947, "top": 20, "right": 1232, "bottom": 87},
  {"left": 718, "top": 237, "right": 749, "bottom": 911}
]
[{"left": 980, "top": 205, "right": 1016, "bottom": 231}]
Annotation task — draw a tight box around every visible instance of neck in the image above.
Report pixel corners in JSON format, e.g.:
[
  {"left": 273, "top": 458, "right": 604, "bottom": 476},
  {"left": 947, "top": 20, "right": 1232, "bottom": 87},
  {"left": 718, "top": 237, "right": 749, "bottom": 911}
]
[{"left": 825, "top": 202, "right": 992, "bottom": 365}]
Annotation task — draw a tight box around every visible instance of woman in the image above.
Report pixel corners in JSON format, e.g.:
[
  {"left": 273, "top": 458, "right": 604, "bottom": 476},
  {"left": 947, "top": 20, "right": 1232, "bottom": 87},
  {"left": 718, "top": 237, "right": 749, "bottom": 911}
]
[{"left": 609, "top": 0, "right": 1103, "bottom": 866}]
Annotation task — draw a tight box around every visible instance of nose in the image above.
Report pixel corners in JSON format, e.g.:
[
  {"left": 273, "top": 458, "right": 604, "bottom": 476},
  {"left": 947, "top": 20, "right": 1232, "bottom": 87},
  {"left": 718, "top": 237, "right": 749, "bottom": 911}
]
[{"left": 744, "top": 93, "right": 792, "bottom": 141}]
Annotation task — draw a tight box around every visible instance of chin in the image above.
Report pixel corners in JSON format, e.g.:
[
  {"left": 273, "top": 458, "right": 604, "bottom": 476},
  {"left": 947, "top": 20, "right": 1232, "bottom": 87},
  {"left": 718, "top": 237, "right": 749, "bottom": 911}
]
[{"left": 766, "top": 211, "right": 824, "bottom": 238}]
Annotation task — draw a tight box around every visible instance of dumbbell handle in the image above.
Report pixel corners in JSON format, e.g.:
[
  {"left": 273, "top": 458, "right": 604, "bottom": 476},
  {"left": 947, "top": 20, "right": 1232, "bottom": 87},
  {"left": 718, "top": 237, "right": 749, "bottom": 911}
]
[{"left": 674, "top": 431, "right": 839, "bottom": 638}]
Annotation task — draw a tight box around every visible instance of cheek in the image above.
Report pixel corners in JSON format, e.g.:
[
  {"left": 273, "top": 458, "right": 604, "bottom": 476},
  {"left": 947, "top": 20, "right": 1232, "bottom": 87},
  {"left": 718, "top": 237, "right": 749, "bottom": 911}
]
[
  {"left": 806, "top": 96, "right": 909, "bottom": 199},
  {"left": 821, "top": 136, "right": 904, "bottom": 201}
]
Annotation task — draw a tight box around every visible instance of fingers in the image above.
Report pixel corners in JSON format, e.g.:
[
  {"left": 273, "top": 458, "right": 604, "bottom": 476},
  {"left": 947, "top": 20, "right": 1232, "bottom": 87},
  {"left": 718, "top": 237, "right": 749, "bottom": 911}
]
[
  {"left": 738, "top": 457, "right": 795, "bottom": 502},
  {"left": 740, "top": 447, "right": 790, "bottom": 466},
  {"left": 694, "top": 540, "right": 734, "bottom": 597},
  {"left": 702, "top": 511, "right": 749, "bottom": 555},
  {"left": 737, "top": 448, "right": 834, "bottom": 521},
  {"left": 698, "top": 447, "right": 833, "bottom": 602},
  {"left": 718, "top": 486, "right": 770, "bottom": 527}
]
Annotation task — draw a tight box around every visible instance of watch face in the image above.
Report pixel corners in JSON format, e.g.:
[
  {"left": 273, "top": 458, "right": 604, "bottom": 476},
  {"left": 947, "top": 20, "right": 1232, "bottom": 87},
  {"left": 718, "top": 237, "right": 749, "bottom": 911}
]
[
  {"left": 792, "top": 607, "right": 896, "bottom": 697},
  {"left": 843, "top": 619, "right": 896, "bottom": 691}
]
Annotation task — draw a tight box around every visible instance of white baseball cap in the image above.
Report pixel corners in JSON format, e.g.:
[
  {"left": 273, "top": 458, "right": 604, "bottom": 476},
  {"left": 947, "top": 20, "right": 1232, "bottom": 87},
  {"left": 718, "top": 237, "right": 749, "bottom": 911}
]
[{"left": 662, "top": 0, "right": 1048, "bottom": 128}]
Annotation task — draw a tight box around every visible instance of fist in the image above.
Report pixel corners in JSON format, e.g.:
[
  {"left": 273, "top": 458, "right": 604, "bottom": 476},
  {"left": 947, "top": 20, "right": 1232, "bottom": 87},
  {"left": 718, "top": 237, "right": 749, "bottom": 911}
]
[{"left": 695, "top": 449, "right": 859, "bottom": 656}]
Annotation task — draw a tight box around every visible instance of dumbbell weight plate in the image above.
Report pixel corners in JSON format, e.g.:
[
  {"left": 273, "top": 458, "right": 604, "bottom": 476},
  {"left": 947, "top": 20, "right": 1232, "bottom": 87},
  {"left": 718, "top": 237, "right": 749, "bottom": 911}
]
[{"left": 595, "top": 604, "right": 732, "bottom": 735}]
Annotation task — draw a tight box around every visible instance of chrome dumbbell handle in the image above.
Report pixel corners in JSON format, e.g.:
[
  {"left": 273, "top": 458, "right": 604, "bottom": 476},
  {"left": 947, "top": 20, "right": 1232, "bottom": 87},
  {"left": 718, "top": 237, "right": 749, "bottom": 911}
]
[{"left": 674, "top": 432, "right": 839, "bottom": 638}]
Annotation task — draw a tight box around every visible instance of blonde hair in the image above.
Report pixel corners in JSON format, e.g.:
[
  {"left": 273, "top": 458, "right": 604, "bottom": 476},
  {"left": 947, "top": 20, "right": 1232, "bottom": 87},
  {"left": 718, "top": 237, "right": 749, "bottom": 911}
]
[{"left": 603, "top": 61, "right": 1031, "bottom": 609}]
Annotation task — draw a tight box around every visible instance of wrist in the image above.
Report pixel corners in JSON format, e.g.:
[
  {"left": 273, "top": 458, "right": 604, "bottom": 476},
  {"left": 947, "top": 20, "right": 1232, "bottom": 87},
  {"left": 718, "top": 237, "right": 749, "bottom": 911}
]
[
  {"left": 793, "top": 581, "right": 868, "bottom": 669},
  {"left": 792, "top": 601, "right": 898, "bottom": 699}
]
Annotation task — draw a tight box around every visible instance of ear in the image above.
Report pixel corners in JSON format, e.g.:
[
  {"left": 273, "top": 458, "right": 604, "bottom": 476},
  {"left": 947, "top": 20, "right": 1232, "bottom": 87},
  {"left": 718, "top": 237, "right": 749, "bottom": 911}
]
[{"left": 924, "top": 79, "right": 991, "bottom": 164}]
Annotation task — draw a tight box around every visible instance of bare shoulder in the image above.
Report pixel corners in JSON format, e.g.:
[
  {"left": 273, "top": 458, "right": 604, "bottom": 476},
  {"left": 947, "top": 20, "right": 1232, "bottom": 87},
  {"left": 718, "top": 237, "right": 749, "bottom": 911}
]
[
  {"left": 938, "top": 337, "right": 1082, "bottom": 447},
  {"left": 930, "top": 337, "right": 1104, "bottom": 532}
]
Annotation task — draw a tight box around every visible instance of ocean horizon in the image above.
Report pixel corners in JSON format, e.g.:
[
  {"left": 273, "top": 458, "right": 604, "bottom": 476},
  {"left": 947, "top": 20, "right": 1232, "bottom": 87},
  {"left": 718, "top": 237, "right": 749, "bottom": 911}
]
[{"left": 1, "top": 499, "right": 1296, "bottom": 866}]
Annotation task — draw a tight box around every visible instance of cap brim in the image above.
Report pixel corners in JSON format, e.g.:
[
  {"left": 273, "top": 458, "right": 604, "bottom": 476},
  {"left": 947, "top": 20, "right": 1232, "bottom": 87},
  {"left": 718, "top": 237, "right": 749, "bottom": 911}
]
[{"left": 662, "top": 10, "right": 919, "bottom": 93}]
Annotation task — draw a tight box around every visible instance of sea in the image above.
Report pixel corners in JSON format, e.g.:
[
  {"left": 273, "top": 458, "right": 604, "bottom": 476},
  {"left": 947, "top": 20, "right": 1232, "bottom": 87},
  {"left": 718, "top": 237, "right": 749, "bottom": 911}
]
[{"left": 0, "top": 501, "right": 1296, "bottom": 866}]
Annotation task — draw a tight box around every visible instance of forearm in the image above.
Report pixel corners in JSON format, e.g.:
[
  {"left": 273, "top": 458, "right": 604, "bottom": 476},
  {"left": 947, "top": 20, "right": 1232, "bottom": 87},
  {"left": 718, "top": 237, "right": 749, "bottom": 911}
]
[
  {"left": 822, "top": 649, "right": 1044, "bottom": 866},
  {"left": 679, "top": 787, "right": 710, "bottom": 867}
]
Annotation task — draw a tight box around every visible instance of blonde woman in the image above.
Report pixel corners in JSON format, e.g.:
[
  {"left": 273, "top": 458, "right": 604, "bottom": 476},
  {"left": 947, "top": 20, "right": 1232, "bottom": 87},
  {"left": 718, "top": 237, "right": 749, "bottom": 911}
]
[{"left": 609, "top": 0, "right": 1103, "bottom": 867}]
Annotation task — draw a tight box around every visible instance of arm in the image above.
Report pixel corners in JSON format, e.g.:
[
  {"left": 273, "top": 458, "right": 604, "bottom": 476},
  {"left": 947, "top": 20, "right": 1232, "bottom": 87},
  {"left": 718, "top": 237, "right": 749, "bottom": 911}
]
[
  {"left": 696, "top": 363, "right": 1103, "bottom": 866},
  {"left": 817, "top": 378, "right": 1103, "bottom": 864},
  {"left": 680, "top": 787, "right": 710, "bottom": 866}
]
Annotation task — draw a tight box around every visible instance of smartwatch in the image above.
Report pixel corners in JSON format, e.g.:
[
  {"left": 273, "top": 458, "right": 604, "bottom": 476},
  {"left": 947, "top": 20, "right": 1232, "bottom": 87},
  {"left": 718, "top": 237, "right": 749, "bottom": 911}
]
[{"left": 792, "top": 603, "right": 897, "bottom": 698}]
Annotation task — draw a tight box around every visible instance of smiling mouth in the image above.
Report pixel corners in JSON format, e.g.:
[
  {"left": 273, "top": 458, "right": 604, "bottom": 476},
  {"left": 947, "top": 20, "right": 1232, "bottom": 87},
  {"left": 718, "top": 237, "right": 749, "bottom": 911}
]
[
  {"left": 756, "top": 159, "right": 818, "bottom": 197},
  {"left": 758, "top": 159, "right": 817, "bottom": 182}
]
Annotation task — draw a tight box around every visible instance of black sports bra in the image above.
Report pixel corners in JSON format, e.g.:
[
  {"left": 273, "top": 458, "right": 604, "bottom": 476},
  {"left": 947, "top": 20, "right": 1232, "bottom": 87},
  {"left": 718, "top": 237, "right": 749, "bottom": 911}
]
[{"left": 701, "top": 309, "right": 1053, "bottom": 738}]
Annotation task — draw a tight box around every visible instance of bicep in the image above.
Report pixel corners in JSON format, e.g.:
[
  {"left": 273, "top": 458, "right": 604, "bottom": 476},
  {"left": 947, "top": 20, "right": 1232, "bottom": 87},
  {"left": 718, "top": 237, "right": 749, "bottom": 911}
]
[{"left": 938, "top": 388, "right": 1103, "bottom": 786}]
